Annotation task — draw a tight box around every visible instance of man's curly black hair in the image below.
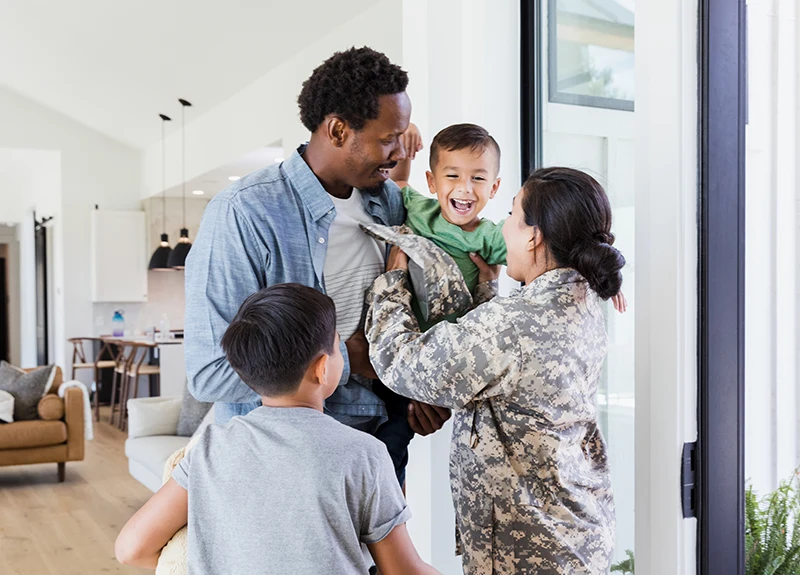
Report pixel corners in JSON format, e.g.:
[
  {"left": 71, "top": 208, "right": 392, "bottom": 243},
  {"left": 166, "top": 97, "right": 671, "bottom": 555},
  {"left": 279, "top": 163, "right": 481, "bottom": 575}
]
[{"left": 298, "top": 47, "right": 409, "bottom": 132}]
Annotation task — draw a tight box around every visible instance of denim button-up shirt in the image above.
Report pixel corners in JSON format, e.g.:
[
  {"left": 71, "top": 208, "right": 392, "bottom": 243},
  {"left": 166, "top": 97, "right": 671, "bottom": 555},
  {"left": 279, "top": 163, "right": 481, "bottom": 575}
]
[{"left": 184, "top": 145, "right": 405, "bottom": 424}]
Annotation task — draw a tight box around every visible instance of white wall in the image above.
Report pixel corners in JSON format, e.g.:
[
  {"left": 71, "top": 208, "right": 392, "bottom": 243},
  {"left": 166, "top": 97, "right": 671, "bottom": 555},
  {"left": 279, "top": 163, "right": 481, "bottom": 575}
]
[
  {"left": 744, "top": 0, "right": 800, "bottom": 495},
  {"left": 0, "top": 225, "right": 21, "bottom": 366},
  {"left": 0, "top": 86, "right": 142, "bottom": 371},
  {"left": 140, "top": 0, "right": 404, "bottom": 200},
  {"left": 635, "top": 1, "right": 699, "bottom": 573},
  {"left": 0, "top": 149, "right": 60, "bottom": 367},
  {"left": 400, "top": 1, "right": 520, "bottom": 572}
]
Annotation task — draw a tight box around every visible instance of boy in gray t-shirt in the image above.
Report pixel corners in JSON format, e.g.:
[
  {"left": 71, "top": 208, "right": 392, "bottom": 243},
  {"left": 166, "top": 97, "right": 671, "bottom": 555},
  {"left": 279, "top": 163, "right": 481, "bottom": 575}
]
[{"left": 116, "top": 284, "right": 438, "bottom": 575}]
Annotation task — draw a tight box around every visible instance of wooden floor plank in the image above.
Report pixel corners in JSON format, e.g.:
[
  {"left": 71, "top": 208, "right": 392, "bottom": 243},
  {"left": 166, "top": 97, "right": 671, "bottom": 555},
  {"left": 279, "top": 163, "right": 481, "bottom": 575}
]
[{"left": 0, "top": 408, "right": 151, "bottom": 574}]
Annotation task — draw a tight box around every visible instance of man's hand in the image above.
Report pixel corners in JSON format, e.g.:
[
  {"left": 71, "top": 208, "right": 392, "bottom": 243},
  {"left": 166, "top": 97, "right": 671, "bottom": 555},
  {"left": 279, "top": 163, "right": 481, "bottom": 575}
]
[
  {"left": 407, "top": 400, "right": 451, "bottom": 436},
  {"left": 469, "top": 252, "right": 501, "bottom": 284},
  {"left": 386, "top": 245, "right": 409, "bottom": 273},
  {"left": 345, "top": 331, "right": 378, "bottom": 380}
]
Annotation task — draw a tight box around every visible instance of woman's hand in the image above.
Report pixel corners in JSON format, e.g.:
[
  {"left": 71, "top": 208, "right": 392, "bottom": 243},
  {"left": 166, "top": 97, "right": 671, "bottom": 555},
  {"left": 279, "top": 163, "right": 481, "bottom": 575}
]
[
  {"left": 612, "top": 291, "right": 627, "bottom": 313},
  {"left": 386, "top": 245, "right": 409, "bottom": 272},
  {"left": 470, "top": 252, "right": 501, "bottom": 284}
]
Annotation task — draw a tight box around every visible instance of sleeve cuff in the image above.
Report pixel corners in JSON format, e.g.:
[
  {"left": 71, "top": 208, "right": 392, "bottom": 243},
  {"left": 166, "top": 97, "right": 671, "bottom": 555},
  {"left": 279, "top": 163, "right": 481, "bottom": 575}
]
[
  {"left": 171, "top": 462, "right": 189, "bottom": 491},
  {"left": 361, "top": 506, "right": 413, "bottom": 545}
]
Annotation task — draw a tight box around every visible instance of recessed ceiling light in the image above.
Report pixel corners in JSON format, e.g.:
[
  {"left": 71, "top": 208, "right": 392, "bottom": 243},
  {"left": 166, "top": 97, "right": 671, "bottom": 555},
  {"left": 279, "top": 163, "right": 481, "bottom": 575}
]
[
  {"left": 192, "top": 190, "right": 205, "bottom": 195},
  {"left": 228, "top": 176, "right": 241, "bottom": 181},
  {"left": 274, "top": 157, "right": 284, "bottom": 163}
]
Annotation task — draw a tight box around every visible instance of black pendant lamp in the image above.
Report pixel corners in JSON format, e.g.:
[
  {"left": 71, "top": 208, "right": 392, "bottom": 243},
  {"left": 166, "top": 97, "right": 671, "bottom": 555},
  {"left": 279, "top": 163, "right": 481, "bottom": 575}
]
[
  {"left": 149, "top": 113, "right": 173, "bottom": 270},
  {"left": 168, "top": 98, "right": 193, "bottom": 269}
]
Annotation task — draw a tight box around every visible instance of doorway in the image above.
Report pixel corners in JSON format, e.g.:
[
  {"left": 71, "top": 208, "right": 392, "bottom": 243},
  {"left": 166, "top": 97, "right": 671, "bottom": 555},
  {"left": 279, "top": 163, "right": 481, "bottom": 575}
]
[{"left": 521, "top": 0, "right": 746, "bottom": 572}]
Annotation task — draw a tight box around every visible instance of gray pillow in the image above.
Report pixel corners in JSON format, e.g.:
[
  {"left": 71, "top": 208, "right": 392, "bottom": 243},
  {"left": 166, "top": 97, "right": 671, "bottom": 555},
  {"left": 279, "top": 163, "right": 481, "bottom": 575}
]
[
  {"left": 0, "top": 362, "right": 56, "bottom": 421},
  {"left": 177, "top": 380, "right": 212, "bottom": 437}
]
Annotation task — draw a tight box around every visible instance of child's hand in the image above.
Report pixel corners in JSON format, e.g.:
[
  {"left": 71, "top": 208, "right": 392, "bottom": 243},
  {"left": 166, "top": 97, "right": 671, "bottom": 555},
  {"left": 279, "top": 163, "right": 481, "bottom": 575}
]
[
  {"left": 400, "top": 123, "right": 423, "bottom": 160},
  {"left": 386, "top": 245, "right": 409, "bottom": 272},
  {"left": 612, "top": 291, "right": 628, "bottom": 313}
]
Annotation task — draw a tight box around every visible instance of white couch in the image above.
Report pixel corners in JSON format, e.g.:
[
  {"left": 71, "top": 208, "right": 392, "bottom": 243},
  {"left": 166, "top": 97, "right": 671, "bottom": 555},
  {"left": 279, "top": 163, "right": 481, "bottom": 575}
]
[{"left": 125, "top": 397, "right": 212, "bottom": 492}]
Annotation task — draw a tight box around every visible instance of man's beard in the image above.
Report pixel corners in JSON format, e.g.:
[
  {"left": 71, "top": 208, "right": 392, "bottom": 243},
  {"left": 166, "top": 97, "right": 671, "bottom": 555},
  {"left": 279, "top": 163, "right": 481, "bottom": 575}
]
[{"left": 360, "top": 183, "right": 384, "bottom": 197}]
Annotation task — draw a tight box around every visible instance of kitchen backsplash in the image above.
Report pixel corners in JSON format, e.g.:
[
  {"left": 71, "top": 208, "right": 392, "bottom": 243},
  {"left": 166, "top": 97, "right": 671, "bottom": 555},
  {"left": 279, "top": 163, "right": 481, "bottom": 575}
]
[{"left": 93, "top": 270, "right": 186, "bottom": 336}]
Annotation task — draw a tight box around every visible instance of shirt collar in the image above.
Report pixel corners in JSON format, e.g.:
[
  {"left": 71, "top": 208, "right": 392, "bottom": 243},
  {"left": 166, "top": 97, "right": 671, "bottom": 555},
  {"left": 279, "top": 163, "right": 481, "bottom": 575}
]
[
  {"left": 283, "top": 144, "right": 335, "bottom": 222},
  {"left": 523, "top": 267, "right": 584, "bottom": 296}
]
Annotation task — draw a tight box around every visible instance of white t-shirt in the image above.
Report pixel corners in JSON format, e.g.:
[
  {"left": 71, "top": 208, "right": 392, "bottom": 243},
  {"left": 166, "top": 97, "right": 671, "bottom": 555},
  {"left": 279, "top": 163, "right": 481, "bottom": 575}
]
[{"left": 323, "top": 189, "right": 385, "bottom": 341}]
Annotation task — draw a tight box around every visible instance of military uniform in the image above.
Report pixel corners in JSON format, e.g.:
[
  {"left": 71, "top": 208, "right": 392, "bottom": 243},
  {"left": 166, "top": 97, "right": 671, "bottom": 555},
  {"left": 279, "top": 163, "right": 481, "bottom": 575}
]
[{"left": 365, "top": 267, "right": 615, "bottom": 574}]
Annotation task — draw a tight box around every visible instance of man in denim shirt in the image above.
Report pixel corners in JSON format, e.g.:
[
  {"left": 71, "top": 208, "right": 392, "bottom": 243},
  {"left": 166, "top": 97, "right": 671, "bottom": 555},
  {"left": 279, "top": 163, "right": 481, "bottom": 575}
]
[{"left": 184, "top": 47, "right": 449, "bottom": 484}]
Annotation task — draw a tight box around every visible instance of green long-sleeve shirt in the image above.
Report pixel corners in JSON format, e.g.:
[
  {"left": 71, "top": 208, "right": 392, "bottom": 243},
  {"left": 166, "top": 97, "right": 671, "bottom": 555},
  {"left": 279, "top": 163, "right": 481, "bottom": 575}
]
[{"left": 402, "top": 186, "right": 507, "bottom": 330}]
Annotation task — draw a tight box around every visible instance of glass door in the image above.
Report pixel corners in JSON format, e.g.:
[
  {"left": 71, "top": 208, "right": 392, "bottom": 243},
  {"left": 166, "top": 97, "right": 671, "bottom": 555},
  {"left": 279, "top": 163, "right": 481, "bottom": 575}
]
[
  {"left": 522, "top": 0, "right": 745, "bottom": 572},
  {"left": 525, "top": 0, "right": 637, "bottom": 565}
]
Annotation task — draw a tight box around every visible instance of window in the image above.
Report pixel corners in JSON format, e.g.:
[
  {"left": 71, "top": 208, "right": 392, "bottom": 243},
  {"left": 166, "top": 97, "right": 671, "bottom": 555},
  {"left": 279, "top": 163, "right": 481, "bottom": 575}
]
[{"left": 548, "top": 0, "right": 635, "bottom": 111}]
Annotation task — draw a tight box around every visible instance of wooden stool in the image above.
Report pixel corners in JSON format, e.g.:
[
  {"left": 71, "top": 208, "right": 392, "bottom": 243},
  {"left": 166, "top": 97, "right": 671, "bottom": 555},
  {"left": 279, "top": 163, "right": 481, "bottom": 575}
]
[
  {"left": 119, "top": 342, "right": 160, "bottom": 431},
  {"left": 68, "top": 337, "right": 117, "bottom": 421},
  {"left": 109, "top": 342, "right": 136, "bottom": 428}
]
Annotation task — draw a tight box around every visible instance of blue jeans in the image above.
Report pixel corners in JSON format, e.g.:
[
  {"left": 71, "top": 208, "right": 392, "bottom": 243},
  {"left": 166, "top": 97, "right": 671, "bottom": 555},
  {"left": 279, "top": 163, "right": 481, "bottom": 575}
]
[{"left": 214, "top": 385, "right": 414, "bottom": 486}]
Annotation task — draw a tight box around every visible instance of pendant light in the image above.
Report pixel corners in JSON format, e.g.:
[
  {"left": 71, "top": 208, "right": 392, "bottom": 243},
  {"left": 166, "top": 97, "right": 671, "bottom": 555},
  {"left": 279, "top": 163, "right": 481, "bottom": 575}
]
[
  {"left": 149, "top": 113, "right": 173, "bottom": 270},
  {"left": 168, "top": 98, "right": 193, "bottom": 269}
]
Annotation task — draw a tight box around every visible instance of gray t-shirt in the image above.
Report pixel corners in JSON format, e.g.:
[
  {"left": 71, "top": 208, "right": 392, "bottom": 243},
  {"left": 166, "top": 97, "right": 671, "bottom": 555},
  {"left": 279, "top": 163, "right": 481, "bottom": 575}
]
[{"left": 172, "top": 406, "right": 411, "bottom": 575}]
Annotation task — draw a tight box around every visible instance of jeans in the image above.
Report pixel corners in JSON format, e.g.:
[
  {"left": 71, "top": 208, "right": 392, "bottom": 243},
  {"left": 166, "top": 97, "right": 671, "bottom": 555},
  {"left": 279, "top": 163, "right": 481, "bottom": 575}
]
[{"left": 372, "top": 381, "right": 414, "bottom": 486}]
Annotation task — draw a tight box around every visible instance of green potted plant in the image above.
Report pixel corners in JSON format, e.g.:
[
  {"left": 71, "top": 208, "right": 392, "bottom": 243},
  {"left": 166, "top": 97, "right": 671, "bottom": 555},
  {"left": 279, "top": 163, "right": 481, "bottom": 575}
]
[
  {"left": 746, "top": 472, "right": 800, "bottom": 574},
  {"left": 611, "top": 549, "right": 635, "bottom": 574}
]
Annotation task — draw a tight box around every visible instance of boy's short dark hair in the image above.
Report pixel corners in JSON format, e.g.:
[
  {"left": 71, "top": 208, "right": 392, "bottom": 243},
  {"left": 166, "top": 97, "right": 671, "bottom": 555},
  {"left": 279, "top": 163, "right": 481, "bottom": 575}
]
[
  {"left": 297, "top": 46, "right": 409, "bottom": 132},
  {"left": 429, "top": 123, "right": 501, "bottom": 174},
  {"left": 221, "top": 284, "right": 337, "bottom": 397}
]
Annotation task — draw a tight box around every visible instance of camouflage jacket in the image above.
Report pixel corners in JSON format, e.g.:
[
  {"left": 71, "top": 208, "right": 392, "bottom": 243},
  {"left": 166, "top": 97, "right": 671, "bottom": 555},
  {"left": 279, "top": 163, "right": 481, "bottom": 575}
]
[{"left": 365, "top": 268, "right": 615, "bottom": 574}]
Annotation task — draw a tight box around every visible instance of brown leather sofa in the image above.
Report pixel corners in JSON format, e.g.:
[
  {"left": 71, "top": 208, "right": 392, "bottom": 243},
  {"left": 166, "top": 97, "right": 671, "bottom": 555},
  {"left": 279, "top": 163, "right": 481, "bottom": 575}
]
[{"left": 0, "top": 367, "right": 85, "bottom": 481}]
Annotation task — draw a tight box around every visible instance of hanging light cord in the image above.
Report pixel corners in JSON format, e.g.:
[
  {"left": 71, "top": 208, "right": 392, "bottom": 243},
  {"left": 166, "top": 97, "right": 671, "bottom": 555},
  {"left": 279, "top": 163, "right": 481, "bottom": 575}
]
[
  {"left": 181, "top": 103, "right": 186, "bottom": 229},
  {"left": 178, "top": 99, "right": 192, "bottom": 233},
  {"left": 161, "top": 115, "right": 168, "bottom": 236}
]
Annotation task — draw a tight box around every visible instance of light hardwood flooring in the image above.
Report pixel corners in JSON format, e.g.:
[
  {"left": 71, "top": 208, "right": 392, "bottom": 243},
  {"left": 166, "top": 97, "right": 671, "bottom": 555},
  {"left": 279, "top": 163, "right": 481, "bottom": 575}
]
[{"left": 0, "top": 408, "right": 152, "bottom": 574}]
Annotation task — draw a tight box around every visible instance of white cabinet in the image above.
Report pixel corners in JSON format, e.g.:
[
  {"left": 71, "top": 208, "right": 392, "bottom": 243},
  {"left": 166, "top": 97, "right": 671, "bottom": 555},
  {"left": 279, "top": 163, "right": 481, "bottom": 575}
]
[{"left": 91, "top": 210, "right": 148, "bottom": 302}]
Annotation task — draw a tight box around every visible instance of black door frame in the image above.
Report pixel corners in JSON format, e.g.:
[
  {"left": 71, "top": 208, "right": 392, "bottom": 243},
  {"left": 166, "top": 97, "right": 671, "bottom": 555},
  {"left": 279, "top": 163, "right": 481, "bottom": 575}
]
[
  {"left": 520, "top": 0, "right": 747, "bottom": 571},
  {"left": 697, "top": 0, "right": 746, "bottom": 572},
  {"left": 34, "top": 213, "right": 51, "bottom": 366}
]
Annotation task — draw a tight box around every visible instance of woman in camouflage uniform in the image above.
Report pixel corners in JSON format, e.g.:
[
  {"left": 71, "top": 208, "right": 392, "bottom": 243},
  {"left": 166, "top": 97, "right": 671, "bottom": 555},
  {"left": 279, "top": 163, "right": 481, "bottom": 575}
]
[{"left": 365, "top": 167, "right": 625, "bottom": 574}]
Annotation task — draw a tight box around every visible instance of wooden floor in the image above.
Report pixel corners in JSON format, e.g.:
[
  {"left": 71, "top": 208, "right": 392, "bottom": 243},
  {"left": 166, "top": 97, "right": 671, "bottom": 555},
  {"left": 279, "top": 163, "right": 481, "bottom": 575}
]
[{"left": 0, "top": 408, "right": 152, "bottom": 574}]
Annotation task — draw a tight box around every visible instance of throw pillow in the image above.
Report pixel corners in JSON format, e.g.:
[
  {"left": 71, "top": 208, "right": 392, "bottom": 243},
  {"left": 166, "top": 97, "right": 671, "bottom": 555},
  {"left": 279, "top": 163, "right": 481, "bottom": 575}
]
[
  {"left": 0, "top": 390, "right": 14, "bottom": 423},
  {"left": 38, "top": 394, "right": 65, "bottom": 421},
  {"left": 176, "top": 380, "right": 212, "bottom": 437},
  {"left": 0, "top": 362, "right": 56, "bottom": 421}
]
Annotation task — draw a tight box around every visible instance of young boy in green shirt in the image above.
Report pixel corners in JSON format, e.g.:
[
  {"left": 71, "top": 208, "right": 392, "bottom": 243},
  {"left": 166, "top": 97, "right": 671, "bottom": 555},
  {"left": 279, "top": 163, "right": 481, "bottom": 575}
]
[
  {"left": 388, "top": 123, "right": 507, "bottom": 330},
  {"left": 388, "top": 123, "right": 626, "bottom": 328}
]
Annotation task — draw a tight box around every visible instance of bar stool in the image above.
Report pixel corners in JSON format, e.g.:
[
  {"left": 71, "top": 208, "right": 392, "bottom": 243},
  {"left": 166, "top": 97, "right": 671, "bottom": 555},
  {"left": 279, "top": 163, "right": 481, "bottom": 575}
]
[
  {"left": 68, "top": 337, "right": 117, "bottom": 421},
  {"left": 109, "top": 341, "right": 136, "bottom": 428},
  {"left": 118, "top": 342, "right": 160, "bottom": 431}
]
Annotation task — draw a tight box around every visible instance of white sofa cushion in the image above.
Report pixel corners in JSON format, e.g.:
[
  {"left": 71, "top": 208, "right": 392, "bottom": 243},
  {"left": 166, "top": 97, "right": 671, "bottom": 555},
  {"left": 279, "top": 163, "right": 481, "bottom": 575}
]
[
  {"left": 125, "top": 435, "right": 191, "bottom": 481},
  {"left": 127, "top": 397, "right": 182, "bottom": 439}
]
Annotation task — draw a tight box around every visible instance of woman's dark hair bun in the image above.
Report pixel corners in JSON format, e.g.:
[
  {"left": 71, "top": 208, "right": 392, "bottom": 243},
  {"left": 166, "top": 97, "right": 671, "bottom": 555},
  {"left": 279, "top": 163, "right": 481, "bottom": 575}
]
[{"left": 569, "top": 240, "right": 625, "bottom": 300}]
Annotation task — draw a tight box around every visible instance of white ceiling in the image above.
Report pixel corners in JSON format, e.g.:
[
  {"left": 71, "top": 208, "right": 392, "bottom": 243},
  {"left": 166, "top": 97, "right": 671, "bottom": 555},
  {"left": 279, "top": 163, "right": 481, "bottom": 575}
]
[
  {"left": 156, "top": 146, "right": 284, "bottom": 198},
  {"left": 0, "top": 0, "right": 381, "bottom": 149}
]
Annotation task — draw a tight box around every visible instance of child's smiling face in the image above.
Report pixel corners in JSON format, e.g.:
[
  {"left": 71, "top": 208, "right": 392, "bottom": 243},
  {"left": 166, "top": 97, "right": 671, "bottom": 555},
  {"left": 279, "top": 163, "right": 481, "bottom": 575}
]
[{"left": 426, "top": 146, "right": 501, "bottom": 232}]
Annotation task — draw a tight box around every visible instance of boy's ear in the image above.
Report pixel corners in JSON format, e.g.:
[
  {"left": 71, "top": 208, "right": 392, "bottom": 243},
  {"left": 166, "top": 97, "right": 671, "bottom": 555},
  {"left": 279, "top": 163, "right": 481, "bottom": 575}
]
[
  {"left": 489, "top": 177, "right": 501, "bottom": 199},
  {"left": 311, "top": 353, "right": 329, "bottom": 386},
  {"left": 425, "top": 170, "right": 436, "bottom": 194}
]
